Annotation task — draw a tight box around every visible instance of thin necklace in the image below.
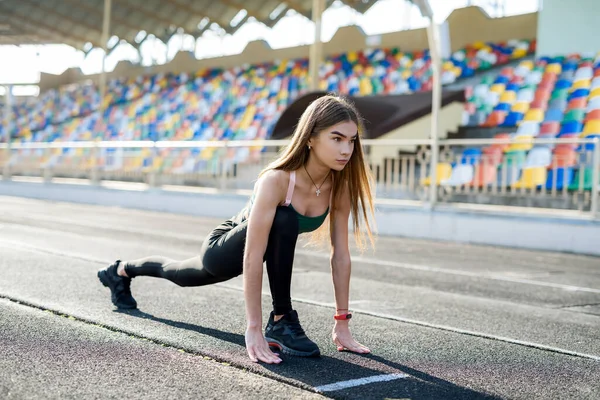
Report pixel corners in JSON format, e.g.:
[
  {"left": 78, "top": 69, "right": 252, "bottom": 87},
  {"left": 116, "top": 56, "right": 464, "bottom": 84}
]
[{"left": 304, "top": 165, "right": 330, "bottom": 196}]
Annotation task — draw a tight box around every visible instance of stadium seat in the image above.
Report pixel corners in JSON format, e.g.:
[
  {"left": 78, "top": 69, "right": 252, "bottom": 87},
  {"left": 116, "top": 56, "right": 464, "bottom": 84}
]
[
  {"left": 525, "top": 147, "right": 552, "bottom": 167},
  {"left": 551, "top": 147, "right": 578, "bottom": 167},
  {"left": 471, "top": 163, "right": 498, "bottom": 187},
  {"left": 540, "top": 121, "right": 561, "bottom": 134},
  {"left": 506, "top": 135, "right": 534, "bottom": 151},
  {"left": 545, "top": 167, "right": 575, "bottom": 190},
  {"left": 517, "top": 121, "right": 541, "bottom": 136},
  {"left": 512, "top": 167, "right": 547, "bottom": 189},
  {"left": 568, "top": 168, "right": 597, "bottom": 190},
  {"left": 441, "top": 164, "right": 474, "bottom": 186},
  {"left": 523, "top": 108, "right": 544, "bottom": 122},
  {"left": 421, "top": 163, "right": 453, "bottom": 186}
]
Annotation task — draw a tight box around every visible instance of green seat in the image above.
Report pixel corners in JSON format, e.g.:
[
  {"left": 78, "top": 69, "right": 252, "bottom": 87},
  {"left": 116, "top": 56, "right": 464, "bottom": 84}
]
[
  {"left": 504, "top": 150, "right": 527, "bottom": 166},
  {"left": 568, "top": 168, "right": 597, "bottom": 191},
  {"left": 563, "top": 109, "right": 586, "bottom": 122},
  {"left": 551, "top": 89, "right": 569, "bottom": 100}
]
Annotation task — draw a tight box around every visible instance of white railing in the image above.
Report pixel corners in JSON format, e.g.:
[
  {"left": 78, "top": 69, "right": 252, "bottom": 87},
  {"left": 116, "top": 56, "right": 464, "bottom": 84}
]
[{"left": 1, "top": 137, "right": 599, "bottom": 219}]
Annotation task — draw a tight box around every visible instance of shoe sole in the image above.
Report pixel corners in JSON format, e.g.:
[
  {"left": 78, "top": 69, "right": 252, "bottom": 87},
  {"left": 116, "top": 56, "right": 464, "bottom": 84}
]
[
  {"left": 97, "top": 269, "right": 137, "bottom": 310},
  {"left": 265, "top": 337, "right": 320, "bottom": 357}
]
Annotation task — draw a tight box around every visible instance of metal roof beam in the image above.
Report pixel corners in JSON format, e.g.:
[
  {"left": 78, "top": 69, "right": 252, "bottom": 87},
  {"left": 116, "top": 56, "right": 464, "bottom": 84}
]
[{"left": 0, "top": 6, "right": 102, "bottom": 48}]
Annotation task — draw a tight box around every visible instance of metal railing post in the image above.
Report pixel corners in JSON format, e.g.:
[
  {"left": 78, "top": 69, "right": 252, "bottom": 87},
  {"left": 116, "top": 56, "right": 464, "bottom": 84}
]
[
  {"left": 3, "top": 85, "right": 12, "bottom": 181},
  {"left": 90, "top": 142, "right": 100, "bottom": 185},
  {"left": 591, "top": 138, "right": 600, "bottom": 218}
]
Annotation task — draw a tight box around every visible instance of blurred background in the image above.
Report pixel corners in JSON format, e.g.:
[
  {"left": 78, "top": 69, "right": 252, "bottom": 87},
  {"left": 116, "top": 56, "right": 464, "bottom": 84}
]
[{"left": 0, "top": 0, "right": 598, "bottom": 253}]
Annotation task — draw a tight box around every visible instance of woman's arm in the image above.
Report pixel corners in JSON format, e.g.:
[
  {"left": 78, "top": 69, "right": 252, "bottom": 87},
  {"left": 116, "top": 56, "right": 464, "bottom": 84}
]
[
  {"left": 329, "top": 183, "right": 371, "bottom": 354},
  {"left": 330, "top": 183, "right": 352, "bottom": 313},
  {"left": 243, "top": 170, "right": 284, "bottom": 364}
]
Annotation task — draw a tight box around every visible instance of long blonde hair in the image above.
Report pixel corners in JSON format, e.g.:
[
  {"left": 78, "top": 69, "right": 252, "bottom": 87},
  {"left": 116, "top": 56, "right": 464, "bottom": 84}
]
[{"left": 259, "top": 93, "right": 376, "bottom": 251}]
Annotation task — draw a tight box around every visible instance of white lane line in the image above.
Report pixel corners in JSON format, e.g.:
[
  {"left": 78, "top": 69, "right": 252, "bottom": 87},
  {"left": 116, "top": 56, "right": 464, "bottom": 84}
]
[
  {"left": 1, "top": 219, "right": 599, "bottom": 295},
  {"left": 314, "top": 373, "right": 409, "bottom": 393},
  {"left": 216, "top": 284, "right": 600, "bottom": 363},
  {"left": 2, "top": 239, "right": 600, "bottom": 362}
]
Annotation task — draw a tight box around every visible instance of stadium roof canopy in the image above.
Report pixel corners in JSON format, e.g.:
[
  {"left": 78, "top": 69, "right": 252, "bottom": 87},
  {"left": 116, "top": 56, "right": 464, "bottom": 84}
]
[{"left": 0, "top": 0, "right": 385, "bottom": 53}]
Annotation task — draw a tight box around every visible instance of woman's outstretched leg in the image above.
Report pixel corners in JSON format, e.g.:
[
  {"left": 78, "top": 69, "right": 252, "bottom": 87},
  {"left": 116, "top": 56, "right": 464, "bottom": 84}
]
[
  {"left": 263, "top": 206, "right": 320, "bottom": 357},
  {"left": 98, "top": 217, "right": 248, "bottom": 309}
]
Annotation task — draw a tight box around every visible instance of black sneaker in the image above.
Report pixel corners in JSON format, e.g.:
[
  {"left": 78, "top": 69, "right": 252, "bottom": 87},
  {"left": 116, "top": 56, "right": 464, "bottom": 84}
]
[
  {"left": 264, "top": 310, "right": 320, "bottom": 357},
  {"left": 97, "top": 260, "right": 137, "bottom": 309}
]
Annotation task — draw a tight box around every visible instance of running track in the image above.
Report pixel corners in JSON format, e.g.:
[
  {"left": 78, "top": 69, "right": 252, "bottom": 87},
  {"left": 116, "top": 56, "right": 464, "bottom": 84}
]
[{"left": 0, "top": 195, "right": 599, "bottom": 399}]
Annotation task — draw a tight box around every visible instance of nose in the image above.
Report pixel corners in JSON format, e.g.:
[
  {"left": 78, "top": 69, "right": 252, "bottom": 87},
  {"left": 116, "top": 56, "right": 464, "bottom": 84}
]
[{"left": 341, "top": 143, "right": 352, "bottom": 156}]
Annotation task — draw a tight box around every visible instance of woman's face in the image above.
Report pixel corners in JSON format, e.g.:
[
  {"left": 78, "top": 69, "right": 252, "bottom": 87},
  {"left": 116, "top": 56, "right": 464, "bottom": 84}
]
[{"left": 309, "top": 120, "right": 358, "bottom": 171}]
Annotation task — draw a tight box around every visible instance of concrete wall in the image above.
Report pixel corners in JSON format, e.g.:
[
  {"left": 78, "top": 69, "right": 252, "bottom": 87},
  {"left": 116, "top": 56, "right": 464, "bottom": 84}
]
[
  {"left": 38, "top": 7, "right": 539, "bottom": 93},
  {"left": 536, "top": 0, "right": 600, "bottom": 56},
  {"left": 0, "top": 180, "right": 597, "bottom": 257}
]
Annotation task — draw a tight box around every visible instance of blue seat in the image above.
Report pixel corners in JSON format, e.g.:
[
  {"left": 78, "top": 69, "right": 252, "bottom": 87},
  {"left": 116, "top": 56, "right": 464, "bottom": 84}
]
[
  {"left": 569, "top": 88, "right": 590, "bottom": 100},
  {"left": 494, "top": 102, "right": 511, "bottom": 112},
  {"left": 578, "top": 134, "right": 600, "bottom": 151},
  {"left": 560, "top": 121, "right": 583, "bottom": 135},
  {"left": 554, "top": 79, "right": 572, "bottom": 90},
  {"left": 494, "top": 75, "right": 510, "bottom": 85},
  {"left": 461, "top": 148, "right": 482, "bottom": 165},
  {"left": 543, "top": 108, "right": 564, "bottom": 122},
  {"left": 506, "top": 83, "right": 520, "bottom": 92},
  {"left": 501, "top": 111, "right": 524, "bottom": 126},
  {"left": 545, "top": 167, "right": 574, "bottom": 190},
  {"left": 548, "top": 98, "right": 568, "bottom": 111}
]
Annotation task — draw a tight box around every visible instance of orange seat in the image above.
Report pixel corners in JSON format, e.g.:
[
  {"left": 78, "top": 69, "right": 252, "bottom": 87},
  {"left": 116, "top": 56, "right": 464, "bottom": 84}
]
[
  {"left": 567, "top": 97, "right": 587, "bottom": 110},
  {"left": 471, "top": 164, "right": 498, "bottom": 187},
  {"left": 551, "top": 147, "right": 578, "bottom": 167},
  {"left": 540, "top": 121, "right": 560, "bottom": 134},
  {"left": 482, "top": 146, "right": 504, "bottom": 164},
  {"left": 482, "top": 111, "right": 506, "bottom": 127},
  {"left": 584, "top": 109, "right": 600, "bottom": 122}
]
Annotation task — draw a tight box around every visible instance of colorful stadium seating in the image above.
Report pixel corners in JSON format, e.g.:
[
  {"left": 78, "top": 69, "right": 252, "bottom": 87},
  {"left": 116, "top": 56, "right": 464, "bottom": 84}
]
[
  {"left": 441, "top": 53, "right": 600, "bottom": 191},
  {"left": 0, "top": 39, "right": 535, "bottom": 173}
]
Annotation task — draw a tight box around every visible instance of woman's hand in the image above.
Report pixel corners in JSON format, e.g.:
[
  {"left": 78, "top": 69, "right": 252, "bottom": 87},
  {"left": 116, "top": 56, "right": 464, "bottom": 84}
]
[
  {"left": 332, "top": 321, "right": 371, "bottom": 354},
  {"left": 245, "top": 326, "right": 282, "bottom": 364}
]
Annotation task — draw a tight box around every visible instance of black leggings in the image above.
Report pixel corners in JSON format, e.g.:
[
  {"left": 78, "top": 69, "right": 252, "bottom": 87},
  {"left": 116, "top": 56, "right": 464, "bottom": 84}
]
[{"left": 123, "top": 206, "right": 299, "bottom": 315}]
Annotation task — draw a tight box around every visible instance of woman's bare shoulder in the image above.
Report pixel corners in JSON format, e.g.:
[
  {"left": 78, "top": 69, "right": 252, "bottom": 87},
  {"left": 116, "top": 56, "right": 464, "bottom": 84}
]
[{"left": 257, "top": 169, "right": 290, "bottom": 191}]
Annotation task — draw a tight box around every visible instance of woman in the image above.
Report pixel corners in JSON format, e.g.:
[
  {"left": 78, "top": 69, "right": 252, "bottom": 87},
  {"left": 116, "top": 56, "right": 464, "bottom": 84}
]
[{"left": 97, "top": 94, "right": 376, "bottom": 365}]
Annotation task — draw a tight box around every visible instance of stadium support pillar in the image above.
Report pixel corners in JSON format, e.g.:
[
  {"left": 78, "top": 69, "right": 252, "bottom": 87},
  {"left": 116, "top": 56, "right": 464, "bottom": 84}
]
[
  {"left": 2, "top": 85, "right": 12, "bottom": 180},
  {"left": 308, "top": 0, "right": 325, "bottom": 91},
  {"left": 591, "top": 137, "right": 600, "bottom": 218},
  {"left": 426, "top": 20, "right": 442, "bottom": 209},
  {"left": 98, "top": 0, "right": 112, "bottom": 130},
  {"left": 414, "top": 0, "right": 441, "bottom": 209}
]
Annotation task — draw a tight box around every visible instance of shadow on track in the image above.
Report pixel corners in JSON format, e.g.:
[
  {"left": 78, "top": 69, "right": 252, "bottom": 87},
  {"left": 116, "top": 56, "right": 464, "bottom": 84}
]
[{"left": 118, "top": 309, "right": 500, "bottom": 400}]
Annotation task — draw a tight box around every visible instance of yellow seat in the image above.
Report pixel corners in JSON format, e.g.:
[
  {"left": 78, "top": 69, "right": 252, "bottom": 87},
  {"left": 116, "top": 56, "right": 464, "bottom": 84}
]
[
  {"left": 512, "top": 167, "right": 547, "bottom": 189},
  {"left": 443, "top": 61, "right": 455, "bottom": 71},
  {"left": 512, "top": 48, "right": 527, "bottom": 59},
  {"left": 571, "top": 79, "right": 591, "bottom": 91},
  {"left": 511, "top": 101, "right": 530, "bottom": 113},
  {"left": 490, "top": 83, "right": 506, "bottom": 94},
  {"left": 546, "top": 63, "right": 562, "bottom": 74},
  {"left": 583, "top": 120, "right": 600, "bottom": 135},
  {"left": 523, "top": 108, "right": 544, "bottom": 122},
  {"left": 500, "top": 91, "right": 517, "bottom": 103},
  {"left": 589, "top": 88, "right": 600, "bottom": 98},
  {"left": 506, "top": 135, "right": 534, "bottom": 152},
  {"left": 519, "top": 60, "right": 534, "bottom": 70},
  {"left": 421, "top": 163, "right": 453, "bottom": 186}
]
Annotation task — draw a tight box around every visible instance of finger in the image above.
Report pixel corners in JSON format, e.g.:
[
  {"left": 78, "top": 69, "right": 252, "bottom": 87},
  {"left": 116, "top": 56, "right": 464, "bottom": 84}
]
[
  {"left": 259, "top": 347, "right": 282, "bottom": 364},
  {"left": 247, "top": 347, "right": 258, "bottom": 363},
  {"left": 333, "top": 338, "right": 346, "bottom": 352}
]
